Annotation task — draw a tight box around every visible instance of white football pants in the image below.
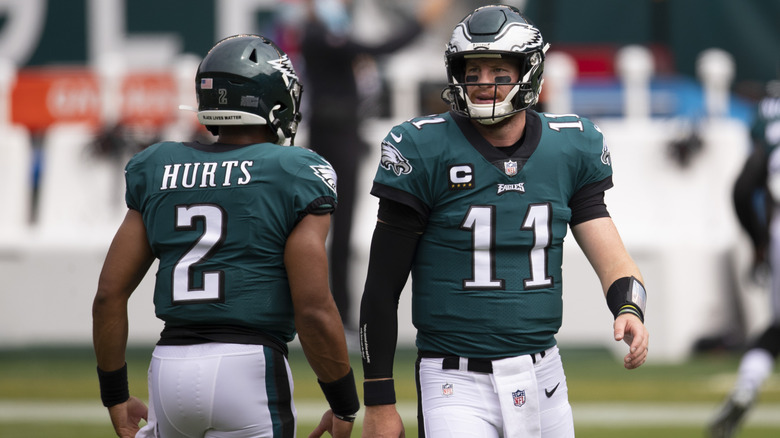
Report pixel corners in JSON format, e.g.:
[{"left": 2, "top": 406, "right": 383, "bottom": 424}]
[
  {"left": 417, "top": 345, "right": 574, "bottom": 438},
  {"left": 136, "top": 343, "right": 296, "bottom": 438}
]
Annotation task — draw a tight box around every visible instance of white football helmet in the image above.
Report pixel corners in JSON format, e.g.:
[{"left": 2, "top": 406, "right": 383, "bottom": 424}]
[{"left": 441, "top": 5, "right": 550, "bottom": 125}]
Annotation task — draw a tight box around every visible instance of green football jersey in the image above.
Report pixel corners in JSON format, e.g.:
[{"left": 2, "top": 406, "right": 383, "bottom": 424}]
[
  {"left": 372, "top": 111, "right": 612, "bottom": 358},
  {"left": 124, "top": 141, "right": 337, "bottom": 344}
]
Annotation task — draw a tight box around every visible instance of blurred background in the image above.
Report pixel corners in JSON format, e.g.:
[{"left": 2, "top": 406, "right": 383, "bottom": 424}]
[
  {"left": 1, "top": 0, "right": 780, "bottom": 436},
  {"left": 0, "top": 0, "right": 779, "bottom": 366}
]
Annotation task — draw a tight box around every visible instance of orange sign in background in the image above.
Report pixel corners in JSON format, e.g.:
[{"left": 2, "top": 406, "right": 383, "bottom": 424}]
[
  {"left": 119, "top": 72, "right": 179, "bottom": 128},
  {"left": 12, "top": 68, "right": 101, "bottom": 132},
  {"left": 11, "top": 67, "right": 180, "bottom": 133}
]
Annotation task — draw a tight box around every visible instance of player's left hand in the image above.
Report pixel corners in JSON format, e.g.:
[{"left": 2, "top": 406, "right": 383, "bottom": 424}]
[
  {"left": 308, "top": 409, "right": 355, "bottom": 438},
  {"left": 107, "top": 395, "right": 148, "bottom": 438},
  {"left": 614, "top": 313, "right": 649, "bottom": 369}
]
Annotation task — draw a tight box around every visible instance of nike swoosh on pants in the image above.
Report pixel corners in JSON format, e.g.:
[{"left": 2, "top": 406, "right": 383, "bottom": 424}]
[{"left": 545, "top": 382, "right": 560, "bottom": 398}]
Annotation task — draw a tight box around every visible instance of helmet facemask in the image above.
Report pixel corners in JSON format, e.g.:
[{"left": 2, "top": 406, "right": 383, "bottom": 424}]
[{"left": 264, "top": 76, "right": 303, "bottom": 145}]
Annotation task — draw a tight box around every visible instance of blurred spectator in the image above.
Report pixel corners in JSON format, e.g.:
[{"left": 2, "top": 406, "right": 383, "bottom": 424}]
[{"left": 299, "top": 0, "right": 450, "bottom": 329}]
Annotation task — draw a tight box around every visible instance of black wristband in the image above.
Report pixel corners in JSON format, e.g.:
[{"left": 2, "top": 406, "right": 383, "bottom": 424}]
[
  {"left": 606, "top": 276, "right": 647, "bottom": 323},
  {"left": 363, "top": 379, "right": 396, "bottom": 406},
  {"left": 318, "top": 368, "right": 360, "bottom": 418},
  {"left": 97, "top": 363, "right": 130, "bottom": 407}
]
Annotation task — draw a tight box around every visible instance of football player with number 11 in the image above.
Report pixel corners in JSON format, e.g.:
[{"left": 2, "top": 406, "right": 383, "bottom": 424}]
[{"left": 358, "top": 5, "right": 650, "bottom": 437}]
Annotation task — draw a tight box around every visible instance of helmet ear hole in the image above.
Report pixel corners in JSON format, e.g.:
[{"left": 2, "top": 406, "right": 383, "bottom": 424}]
[{"left": 249, "top": 49, "right": 258, "bottom": 63}]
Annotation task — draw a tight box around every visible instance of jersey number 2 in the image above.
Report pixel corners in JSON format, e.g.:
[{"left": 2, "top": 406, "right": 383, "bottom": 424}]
[
  {"left": 460, "top": 203, "right": 553, "bottom": 290},
  {"left": 172, "top": 204, "right": 226, "bottom": 303}
]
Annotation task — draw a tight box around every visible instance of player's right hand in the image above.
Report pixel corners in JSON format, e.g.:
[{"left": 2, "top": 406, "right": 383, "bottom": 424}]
[
  {"left": 107, "top": 395, "right": 148, "bottom": 438},
  {"left": 362, "top": 404, "right": 405, "bottom": 438},
  {"left": 308, "top": 409, "right": 355, "bottom": 438}
]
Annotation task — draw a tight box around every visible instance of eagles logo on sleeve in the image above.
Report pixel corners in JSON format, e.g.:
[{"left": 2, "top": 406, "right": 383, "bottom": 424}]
[
  {"left": 310, "top": 164, "right": 337, "bottom": 194},
  {"left": 594, "top": 124, "right": 611, "bottom": 166},
  {"left": 380, "top": 140, "right": 413, "bottom": 176},
  {"left": 601, "top": 141, "right": 611, "bottom": 166}
]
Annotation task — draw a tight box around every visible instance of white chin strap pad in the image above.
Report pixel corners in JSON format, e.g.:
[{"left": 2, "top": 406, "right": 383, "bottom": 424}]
[{"left": 465, "top": 84, "right": 521, "bottom": 125}]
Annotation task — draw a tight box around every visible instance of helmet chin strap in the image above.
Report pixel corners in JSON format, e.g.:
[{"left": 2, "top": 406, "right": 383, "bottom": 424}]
[{"left": 463, "top": 83, "right": 522, "bottom": 125}]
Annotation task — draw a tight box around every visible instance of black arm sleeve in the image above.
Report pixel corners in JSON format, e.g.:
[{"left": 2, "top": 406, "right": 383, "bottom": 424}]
[
  {"left": 377, "top": 196, "right": 428, "bottom": 233},
  {"left": 569, "top": 176, "right": 613, "bottom": 227},
  {"left": 733, "top": 146, "right": 770, "bottom": 251},
  {"left": 359, "top": 217, "right": 421, "bottom": 380}
]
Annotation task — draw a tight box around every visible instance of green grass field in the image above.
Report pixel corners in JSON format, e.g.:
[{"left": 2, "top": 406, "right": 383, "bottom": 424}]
[{"left": 1, "top": 345, "right": 778, "bottom": 437}]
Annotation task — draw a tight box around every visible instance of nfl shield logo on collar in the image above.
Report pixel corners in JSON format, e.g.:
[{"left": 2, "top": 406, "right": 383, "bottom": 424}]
[
  {"left": 504, "top": 160, "right": 518, "bottom": 176},
  {"left": 512, "top": 389, "right": 526, "bottom": 407}
]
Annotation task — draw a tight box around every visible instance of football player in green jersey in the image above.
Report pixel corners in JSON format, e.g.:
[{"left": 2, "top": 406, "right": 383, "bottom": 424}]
[
  {"left": 358, "top": 5, "right": 649, "bottom": 437},
  {"left": 709, "top": 80, "right": 780, "bottom": 438},
  {"left": 92, "top": 34, "right": 358, "bottom": 438}
]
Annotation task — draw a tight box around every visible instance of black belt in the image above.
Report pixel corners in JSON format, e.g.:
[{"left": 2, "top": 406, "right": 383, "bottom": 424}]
[
  {"left": 442, "top": 356, "right": 494, "bottom": 373},
  {"left": 421, "top": 350, "right": 547, "bottom": 374}
]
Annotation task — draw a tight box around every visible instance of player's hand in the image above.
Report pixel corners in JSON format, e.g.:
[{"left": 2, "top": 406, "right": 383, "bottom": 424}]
[
  {"left": 308, "top": 409, "right": 355, "bottom": 438},
  {"left": 107, "top": 395, "right": 148, "bottom": 438},
  {"left": 614, "top": 313, "right": 649, "bottom": 369},
  {"left": 362, "top": 404, "right": 405, "bottom": 438}
]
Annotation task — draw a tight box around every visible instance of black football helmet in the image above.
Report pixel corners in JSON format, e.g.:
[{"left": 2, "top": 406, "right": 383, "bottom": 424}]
[
  {"left": 196, "top": 34, "right": 303, "bottom": 145},
  {"left": 441, "top": 5, "right": 549, "bottom": 124}
]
